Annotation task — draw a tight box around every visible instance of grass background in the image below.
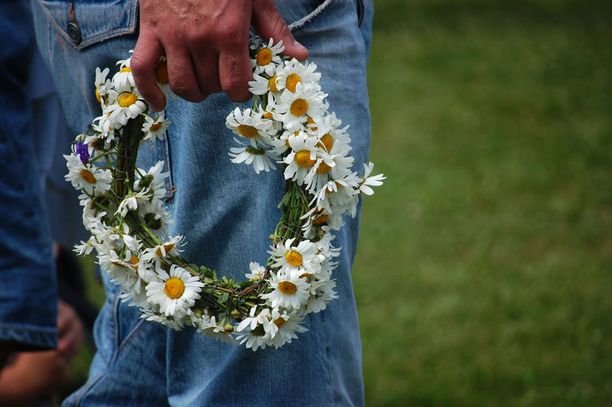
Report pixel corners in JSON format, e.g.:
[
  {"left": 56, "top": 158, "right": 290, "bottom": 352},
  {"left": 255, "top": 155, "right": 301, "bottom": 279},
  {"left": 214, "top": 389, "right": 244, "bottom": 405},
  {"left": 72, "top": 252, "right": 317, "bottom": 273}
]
[
  {"left": 68, "top": 0, "right": 612, "bottom": 405},
  {"left": 354, "top": 0, "right": 612, "bottom": 405}
]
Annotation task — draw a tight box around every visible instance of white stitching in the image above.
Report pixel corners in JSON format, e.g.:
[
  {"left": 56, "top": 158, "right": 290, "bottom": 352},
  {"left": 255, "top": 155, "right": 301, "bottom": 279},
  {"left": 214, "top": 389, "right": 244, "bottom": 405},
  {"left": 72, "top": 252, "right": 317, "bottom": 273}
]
[{"left": 288, "top": 0, "right": 333, "bottom": 32}]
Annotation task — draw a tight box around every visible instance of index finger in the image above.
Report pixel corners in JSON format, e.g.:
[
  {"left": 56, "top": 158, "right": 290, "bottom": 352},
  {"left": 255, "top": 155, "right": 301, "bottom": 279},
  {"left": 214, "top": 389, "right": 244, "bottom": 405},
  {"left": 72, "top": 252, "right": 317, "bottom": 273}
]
[{"left": 131, "top": 33, "right": 166, "bottom": 112}]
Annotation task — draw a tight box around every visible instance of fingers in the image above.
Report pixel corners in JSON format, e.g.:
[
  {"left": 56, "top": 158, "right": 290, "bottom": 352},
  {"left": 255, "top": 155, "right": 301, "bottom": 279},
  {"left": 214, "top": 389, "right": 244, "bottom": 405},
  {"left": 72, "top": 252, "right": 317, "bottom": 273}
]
[
  {"left": 219, "top": 40, "right": 252, "bottom": 102},
  {"left": 252, "top": 0, "right": 309, "bottom": 61},
  {"left": 56, "top": 301, "right": 84, "bottom": 360},
  {"left": 191, "top": 48, "right": 222, "bottom": 96},
  {"left": 132, "top": 33, "right": 166, "bottom": 112},
  {"left": 164, "top": 45, "right": 206, "bottom": 103}
]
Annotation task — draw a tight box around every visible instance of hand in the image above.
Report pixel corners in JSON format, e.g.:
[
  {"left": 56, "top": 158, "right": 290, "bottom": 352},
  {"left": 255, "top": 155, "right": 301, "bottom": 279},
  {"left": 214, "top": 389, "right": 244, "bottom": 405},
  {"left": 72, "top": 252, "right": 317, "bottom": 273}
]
[
  {"left": 56, "top": 301, "right": 84, "bottom": 361},
  {"left": 0, "top": 351, "right": 68, "bottom": 405},
  {"left": 131, "top": 0, "right": 309, "bottom": 111}
]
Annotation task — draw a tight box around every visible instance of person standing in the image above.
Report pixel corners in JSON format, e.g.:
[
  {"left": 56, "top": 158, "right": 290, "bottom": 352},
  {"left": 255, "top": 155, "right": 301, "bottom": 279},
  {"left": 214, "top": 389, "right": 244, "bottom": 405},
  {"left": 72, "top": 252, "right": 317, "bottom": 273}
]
[{"left": 32, "top": 0, "right": 373, "bottom": 405}]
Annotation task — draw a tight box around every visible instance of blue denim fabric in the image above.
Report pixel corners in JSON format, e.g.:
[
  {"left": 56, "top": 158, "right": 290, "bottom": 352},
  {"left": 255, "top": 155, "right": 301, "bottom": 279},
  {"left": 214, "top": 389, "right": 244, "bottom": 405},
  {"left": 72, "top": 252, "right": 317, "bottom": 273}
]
[
  {"left": 32, "top": 0, "right": 373, "bottom": 404},
  {"left": 0, "top": 0, "right": 57, "bottom": 351}
]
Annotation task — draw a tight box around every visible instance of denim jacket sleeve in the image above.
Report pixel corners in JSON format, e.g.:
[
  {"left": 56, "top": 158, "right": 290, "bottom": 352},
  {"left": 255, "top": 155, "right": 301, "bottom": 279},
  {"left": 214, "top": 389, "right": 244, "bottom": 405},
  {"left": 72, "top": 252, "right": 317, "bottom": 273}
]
[{"left": 0, "top": 0, "right": 57, "bottom": 351}]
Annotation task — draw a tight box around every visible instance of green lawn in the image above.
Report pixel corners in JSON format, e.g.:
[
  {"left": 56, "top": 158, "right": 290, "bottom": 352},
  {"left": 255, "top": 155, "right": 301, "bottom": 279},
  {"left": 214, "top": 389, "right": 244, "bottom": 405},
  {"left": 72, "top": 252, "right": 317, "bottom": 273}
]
[{"left": 355, "top": 0, "right": 612, "bottom": 405}]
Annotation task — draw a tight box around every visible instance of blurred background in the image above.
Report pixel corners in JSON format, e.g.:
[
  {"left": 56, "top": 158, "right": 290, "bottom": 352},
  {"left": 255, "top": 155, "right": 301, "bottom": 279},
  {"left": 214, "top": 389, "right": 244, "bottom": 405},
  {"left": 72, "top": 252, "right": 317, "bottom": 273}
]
[
  {"left": 15, "top": 0, "right": 611, "bottom": 405},
  {"left": 354, "top": 0, "right": 612, "bottom": 405}
]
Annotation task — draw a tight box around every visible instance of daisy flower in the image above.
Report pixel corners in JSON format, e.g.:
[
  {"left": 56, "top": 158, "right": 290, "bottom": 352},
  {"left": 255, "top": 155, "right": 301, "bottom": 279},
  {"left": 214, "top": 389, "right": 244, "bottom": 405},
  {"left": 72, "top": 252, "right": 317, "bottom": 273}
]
[
  {"left": 90, "top": 115, "right": 116, "bottom": 145},
  {"left": 195, "top": 315, "right": 237, "bottom": 344},
  {"left": 105, "top": 82, "right": 146, "bottom": 128},
  {"left": 135, "top": 160, "right": 169, "bottom": 201},
  {"left": 282, "top": 132, "right": 319, "bottom": 185},
  {"left": 141, "top": 308, "right": 185, "bottom": 331},
  {"left": 275, "top": 82, "right": 328, "bottom": 131},
  {"left": 226, "top": 107, "right": 275, "bottom": 147},
  {"left": 305, "top": 149, "right": 355, "bottom": 194},
  {"left": 245, "top": 262, "right": 267, "bottom": 281},
  {"left": 94, "top": 67, "right": 111, "bottom": 104},
  {"left": 269, "top": 238, "right": 324, "bottom": 275},
  {"left": 306, "top": 279, "right": 338, "bottom": 314},
  {"left": 64, "top": 154, "right": 112, "bottom": 195},
  {"left": 74, "top": 238, "right": 96, "bottom": 256},
  {"left": 98, "top": 249, "right": 140, "bottom": 289},
  {"left": 267, "top": 310, "right": 308, "bottom": 349},
  {"left": 236, "top": 309, "right": 274, "bottom": 351},
  {"left": 142, "top": 112, "right": 170, "bottom": 141},
  {"left": 261, "top": 269, "right": 310, "bottom": 310},
  {"left": 113, "top": 55, "right": 135, "bottom": 88},
  {"left": 251, "top": 38, "right": 284, "bottom": 76},
  {"left": 312, "top": 113, "right": 351, "bottom": 152},
  {"left": 145, "top": 264, "right": 204, "bottom": 317},
  {"left": 141, "top": 235, "right": 185, "bottom": 263},
  {"left": 275, "top": 58, "right": 321, "bottom": 93},
  {"left": 116, "top": 190, "right": 150, "bottom": 217},
  {"left": 229, "top": 144, "right": 277, "bottom": 174},
  {"left": 358, "top": 162, "right": 386, "bottom": 195},
  {"left": 248, "top": 73, "right": 279, "bottom": 95}
]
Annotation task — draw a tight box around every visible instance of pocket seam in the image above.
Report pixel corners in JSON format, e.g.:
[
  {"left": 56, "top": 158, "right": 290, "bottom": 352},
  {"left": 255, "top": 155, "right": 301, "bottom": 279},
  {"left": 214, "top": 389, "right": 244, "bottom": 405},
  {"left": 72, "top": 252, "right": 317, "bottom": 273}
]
[
  {"left": 288, "top": 0, "right": 333, "bottom": 32},
  {"left": 35, "top": 0, "right": 138, "bottom": 51}
]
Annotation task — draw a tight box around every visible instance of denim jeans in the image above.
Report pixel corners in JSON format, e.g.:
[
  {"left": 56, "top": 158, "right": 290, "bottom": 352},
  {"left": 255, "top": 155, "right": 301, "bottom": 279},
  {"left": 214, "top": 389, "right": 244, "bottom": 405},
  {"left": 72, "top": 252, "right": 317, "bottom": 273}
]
[
  {"left": 32, "top": 0, "right": 373, "bottom": 405},
  {"left": 0, "top": 0, "right": 57, "bottom": 351}
]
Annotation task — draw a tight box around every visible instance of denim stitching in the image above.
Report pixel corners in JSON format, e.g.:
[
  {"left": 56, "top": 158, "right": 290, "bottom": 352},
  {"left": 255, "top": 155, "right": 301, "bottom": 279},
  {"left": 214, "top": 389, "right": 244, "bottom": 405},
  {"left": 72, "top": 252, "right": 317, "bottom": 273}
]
[
  {"left": 72, "top": 300, "right": 146, "bottom": 405},
  {"left": 288, "top": 0, "right": 332, "bottom": 31},
  {"left": 35, "top": 0, "right": 137, "bottom": 52}
]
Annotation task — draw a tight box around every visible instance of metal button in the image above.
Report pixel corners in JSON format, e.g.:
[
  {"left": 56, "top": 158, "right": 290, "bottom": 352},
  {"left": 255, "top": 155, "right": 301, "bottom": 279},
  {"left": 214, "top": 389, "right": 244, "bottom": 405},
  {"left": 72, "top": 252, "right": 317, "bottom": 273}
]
[{"left": 66, "top": 21, "right": 81, "bottom": 45}]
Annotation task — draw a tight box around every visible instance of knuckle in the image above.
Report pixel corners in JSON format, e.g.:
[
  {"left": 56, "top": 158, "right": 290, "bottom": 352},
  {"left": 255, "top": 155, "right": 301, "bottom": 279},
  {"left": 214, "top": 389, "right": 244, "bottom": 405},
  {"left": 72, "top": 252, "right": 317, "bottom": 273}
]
[
  {"left": 187, "top": 29, "right": 210, "bottom": 43},
  {"left": 221, "top": 76, "right": 246, "bottom": 93}
]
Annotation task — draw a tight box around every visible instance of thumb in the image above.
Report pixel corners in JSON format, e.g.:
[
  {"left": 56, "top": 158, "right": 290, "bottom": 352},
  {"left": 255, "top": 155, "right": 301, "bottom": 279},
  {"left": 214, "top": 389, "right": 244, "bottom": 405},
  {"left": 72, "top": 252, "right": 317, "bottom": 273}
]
[{"left": 252, "top": 0, "right": 309, "bottom": 61}]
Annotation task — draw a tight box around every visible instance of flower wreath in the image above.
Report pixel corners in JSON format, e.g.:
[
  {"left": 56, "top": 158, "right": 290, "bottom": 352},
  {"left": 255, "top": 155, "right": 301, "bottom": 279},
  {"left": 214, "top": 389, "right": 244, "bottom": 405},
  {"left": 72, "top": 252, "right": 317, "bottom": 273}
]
[{"left": 66, "top": 37, "right": 385, "bottom": 351}]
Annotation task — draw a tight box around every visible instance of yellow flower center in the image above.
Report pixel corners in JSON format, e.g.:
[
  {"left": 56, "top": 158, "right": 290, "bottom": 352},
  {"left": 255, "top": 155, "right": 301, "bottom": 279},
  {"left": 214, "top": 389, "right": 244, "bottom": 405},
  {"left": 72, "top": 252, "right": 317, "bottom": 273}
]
[
  {"left": 262, "top": 112, "right": 273, "bottom": 119},
  {"left": 79, "top": 169, "right": 96, "bottom": 184},
  {"left": 268, "top": 75, "right": 278, "bottom": 92},
  {"left": 256, "top": 48, "right": 273, "bottom": 66},
  {"left": 318, "top": 134, "right": 333, "bottom": 151},
  {"left": 149, "top": 122, "right": 162, "bottom": 132},
  {"left": 306, "top": 116, "right": 317, "bottom": 130},
  {"left": 295, "top": 150, "right": 316, "bottom": 168},
  {"left": 155, "top": 60, "right": 169, "bottom": 84},
  {"left": 118, "top": 92, "right": 138, "bottom": 107},
  {"left": 316, "top": 162, "right": 332, "bottom": 174},
  {"left": 95, "top": 87, "right": 101, "bottom": 103},
  {"left": 237, "top": 124, "right": 259, "bottom": 138},
  {"left": 155, "top": 242, "right": 175, "bottom": 257},
  {"left": 285, "top": 250, "right": 303, "bottom": 267},
  {"left": 285, "top": 73, "right": 301, "bottom": 93},
  {"left": 278, "top": 281, "right": 297, "bottom": 295},
  {"left": 164, "top": 277, "right": 185, "bottom": 299},
  {"left": 313, "top": 214, "right": 329, "bottom": 226},
  {"left": 274, "top": 318, "right": 287, "bottom": 328},
  {"left": 129, "top": 255, "right": 139, "bottom": 269},
  {"left": 290, "top": 98, "right": 308, "bottom": 116},
  {"left": 120, "top": 67, "right": 132, "bottom": 73}
]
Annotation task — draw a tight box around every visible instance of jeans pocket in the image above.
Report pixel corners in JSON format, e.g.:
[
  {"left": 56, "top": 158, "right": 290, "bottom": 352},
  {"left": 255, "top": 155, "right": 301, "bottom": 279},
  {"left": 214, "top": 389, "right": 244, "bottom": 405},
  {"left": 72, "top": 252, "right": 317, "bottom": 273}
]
[
  {"left": 356, "top": 0, "right": 365, "bottom": 26},
  {"left": 35, "top": 0, "right": 138, "bottom": 51}
]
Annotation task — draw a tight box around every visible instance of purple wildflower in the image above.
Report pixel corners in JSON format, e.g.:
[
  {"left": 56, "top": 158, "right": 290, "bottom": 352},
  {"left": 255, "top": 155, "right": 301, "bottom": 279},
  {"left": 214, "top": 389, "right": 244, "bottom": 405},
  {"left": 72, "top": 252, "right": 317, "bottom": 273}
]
[{"left": 76, "top": 142, "right": 90, "bottom": 164}]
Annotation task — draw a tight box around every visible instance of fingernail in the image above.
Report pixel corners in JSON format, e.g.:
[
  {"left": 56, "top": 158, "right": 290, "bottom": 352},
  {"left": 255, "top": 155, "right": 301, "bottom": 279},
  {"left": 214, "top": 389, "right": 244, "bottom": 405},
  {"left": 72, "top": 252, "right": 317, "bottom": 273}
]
[{"left": 293, "top": 39, "right": 307, "bottom": 52}]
